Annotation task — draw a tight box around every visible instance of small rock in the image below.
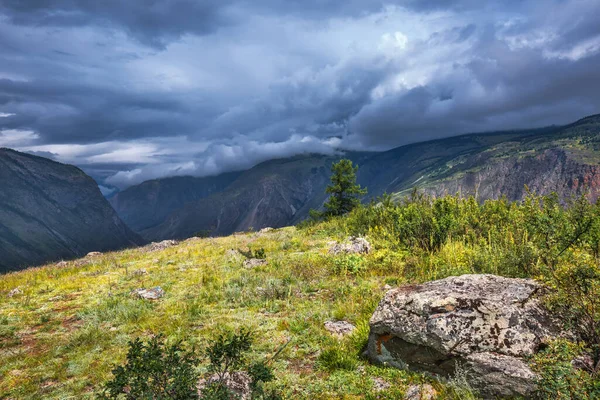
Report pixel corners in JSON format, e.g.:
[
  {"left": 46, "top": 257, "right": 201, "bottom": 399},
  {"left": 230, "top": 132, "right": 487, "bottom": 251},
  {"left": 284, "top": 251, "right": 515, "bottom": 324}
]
[
  {"left": 572, "top": 353, "right": 595, "bottom": 372},
  {"left": 259, "top": 227, "right": 274, "bottom": 233},
  {"left": 198, "top": 372, "right": 251, "bottom": 400},
  {"left": 225, "top": 249, "right": 240, "bottom": 257},
  {"left": 132, "top": 287, "right": 164, "bottom": 300},
  {"left": 324, "top": 320, "right": 356, "bottom": 336},
  {"left": 383, "top": 284, "right": 392, "bottom": 290},
  {"left": 132, "top": 268, "right": 147, "bottom": 276},
  {"left": 404, "top": 384, "right": 437, "bottom": 400},
  {"left": 243, "top": 258, "right": 267, "bottom": 269},
  {"left": 86, "top": 252, "right": 102, "bottom": 257},
  {"left": 329, "top": 237, "right": 371, "bottom": 255},
  {"left": 373, "top": 377, "right": 391, "bottom": 392},
  {"left": 8, "top": 288, "right": 22, "bottom": 298},
  {"left": 145, "top": 240, "right": 178, "bottom": 252},
  {"left": 55, "top": 261, "right": 69, "bottom": 267}
]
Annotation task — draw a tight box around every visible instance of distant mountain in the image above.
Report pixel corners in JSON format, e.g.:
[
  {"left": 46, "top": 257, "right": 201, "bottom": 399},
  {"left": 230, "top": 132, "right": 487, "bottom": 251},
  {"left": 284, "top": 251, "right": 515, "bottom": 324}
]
[
  {"left": 109, "top": 172, "right": 241, "bottom": 232},
  {"left": 0, "top": 149, "right": 144, "bottom": 272},
  {"left": 110, "top": 114, "right": 600, "bottom": 241}
]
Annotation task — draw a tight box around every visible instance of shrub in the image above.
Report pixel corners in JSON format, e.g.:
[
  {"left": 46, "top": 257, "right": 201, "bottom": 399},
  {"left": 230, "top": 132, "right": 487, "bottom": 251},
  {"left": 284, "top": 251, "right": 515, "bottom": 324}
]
[
  {"left": 201, "top": 328, "right": 280, "bottom": 400},
  {"left": 100, "top": 330, "right": 281, "bottom": 400},
  {"left": 99, "top": 335, "right": 199, "bottom": 400},
  {"left": 332, "top": 254, "right": 365, "bottom": 275},
  {"left": 531, "top": 340, "right": 600, "bottom": 399}
]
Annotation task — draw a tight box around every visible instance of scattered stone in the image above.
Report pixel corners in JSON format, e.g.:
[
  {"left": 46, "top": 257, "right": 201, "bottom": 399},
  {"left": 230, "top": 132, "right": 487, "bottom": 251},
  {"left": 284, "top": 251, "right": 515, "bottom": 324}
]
[
  {"left": 366, "top": 274, "right": 566, "bottom": 398},
  {"left": 259, "top": 227, "right": 274, "bottom": 233},
  {"left": 132, "top": 287, "right": 164, "bottom": 300},
  {"left": 86, "top": 251, "right": 102, "bottom": 257},
  {"left": 145, "top": 240, "right": 178, "bottom": 252},
  {"left": 572, "top": 353, "right": 595, "bottom": 372},
  {"left": 55, "top": 261, "right": 69, "bottom": 267},
  {"left": 243, "top": 258, "right": 267, "bottom": 269},
  {"left": 131, "top": 268, "right": 147, "bottom": 276},
  {"left": 324, "top": 320, "right": 356, "bottom": 336},
  {"left": 198, "top": 372, "right": 252, "bottom": 400},
  {"left": 8, "top": 288, "right": 22, "bottom": 298},
  {"left": 225, "top": 249, "right": 240, "bottom": 257},
  {"left": 383, "top": 284, "right": 393, "bottom": 290},
  {"left": 404, "top": 384, "right": 437, "bottom": 400},
  {"left": 372, "top": 377, "right": 391, "bottom": 392},
  {"left": 329, "top": 237, "right": 371, "bottom": 255}
]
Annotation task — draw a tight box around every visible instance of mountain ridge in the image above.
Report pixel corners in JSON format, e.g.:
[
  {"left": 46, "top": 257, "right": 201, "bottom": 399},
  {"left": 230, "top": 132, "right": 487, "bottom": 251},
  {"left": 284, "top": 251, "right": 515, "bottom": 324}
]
[
  {"left": 110, "top": 114, "right": 600, "bottom": 241},
  {"left": 0, "top": 148, "right": 145, "bottom": 272}
]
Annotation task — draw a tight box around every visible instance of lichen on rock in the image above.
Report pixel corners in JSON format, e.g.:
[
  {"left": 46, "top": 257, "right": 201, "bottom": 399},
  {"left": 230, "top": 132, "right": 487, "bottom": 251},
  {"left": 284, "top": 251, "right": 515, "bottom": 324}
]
[{"left": 366, "top": 274, "right": 566, "bottom": 398}]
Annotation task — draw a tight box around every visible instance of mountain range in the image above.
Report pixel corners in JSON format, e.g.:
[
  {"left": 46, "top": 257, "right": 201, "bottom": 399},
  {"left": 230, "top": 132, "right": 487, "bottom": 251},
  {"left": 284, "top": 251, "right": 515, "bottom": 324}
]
[
  {"left": 2, "top": 114, "right": 600, "bottom": 271},
  {"left": 110, "top": 114, "right": 600, "bottom": 241}
]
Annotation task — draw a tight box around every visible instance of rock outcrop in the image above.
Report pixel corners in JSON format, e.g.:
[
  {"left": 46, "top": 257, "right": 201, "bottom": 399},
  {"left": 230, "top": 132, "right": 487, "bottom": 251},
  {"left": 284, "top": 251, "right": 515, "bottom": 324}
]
[
  {"left": 328, "top": 237, "right": 371, "bottom": 255},
  {"left": 366, "top": 274, "right": 565, "bottom": 398}
]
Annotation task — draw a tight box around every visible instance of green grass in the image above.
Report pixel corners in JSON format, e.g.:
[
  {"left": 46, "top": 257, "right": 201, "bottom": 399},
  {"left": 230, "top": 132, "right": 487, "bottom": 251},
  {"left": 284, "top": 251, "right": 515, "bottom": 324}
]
[{"left": 0, "top": 228, "right": 454, "bottom": 399}]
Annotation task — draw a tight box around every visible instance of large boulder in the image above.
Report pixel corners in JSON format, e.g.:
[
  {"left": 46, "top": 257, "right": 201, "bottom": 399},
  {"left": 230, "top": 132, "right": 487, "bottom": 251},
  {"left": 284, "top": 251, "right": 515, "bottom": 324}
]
[{"left": 366, "top": 274, "right": 565, "bottom": 398}]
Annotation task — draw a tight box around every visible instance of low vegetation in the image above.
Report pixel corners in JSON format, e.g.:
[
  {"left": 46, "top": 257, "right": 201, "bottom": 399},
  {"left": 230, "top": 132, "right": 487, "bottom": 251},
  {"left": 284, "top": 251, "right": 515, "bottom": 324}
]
[{"left": 2, "top": 189, "right": 600, "bottom": 398}]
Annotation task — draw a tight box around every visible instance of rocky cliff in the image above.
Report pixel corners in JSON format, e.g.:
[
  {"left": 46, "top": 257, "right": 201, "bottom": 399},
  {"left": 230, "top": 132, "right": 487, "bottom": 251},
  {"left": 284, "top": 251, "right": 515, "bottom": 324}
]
[{"left": 0, "top": 149, "right": 144, "bottom": 272}]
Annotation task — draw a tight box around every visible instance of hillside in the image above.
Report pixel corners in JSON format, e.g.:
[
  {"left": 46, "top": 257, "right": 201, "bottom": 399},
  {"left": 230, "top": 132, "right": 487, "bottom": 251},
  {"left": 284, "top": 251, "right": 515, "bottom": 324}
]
[
  {"left": 2, "top": 193, "right": 599, "bottom": 399},
  {"left": 111, "top": 114, "right": 600, "bottom": 241},
  {"left": 108, "top": 172, "right": 241, "bottom": 232},
  {"left": 395, "top": 115, "right": 600, "bottom": 201},
  {"left": 0, "top": 149, "right": 144, "bottom": 272}
]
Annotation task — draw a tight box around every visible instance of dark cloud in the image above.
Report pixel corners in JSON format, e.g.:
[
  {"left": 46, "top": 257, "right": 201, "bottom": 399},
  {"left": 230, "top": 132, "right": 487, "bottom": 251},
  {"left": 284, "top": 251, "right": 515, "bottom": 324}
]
[
  {"left": 0, "top": 0, "right": 599, "bottom": 188},
  {"left": 0, "top": 0, "right": 236, "bottom": 49}
]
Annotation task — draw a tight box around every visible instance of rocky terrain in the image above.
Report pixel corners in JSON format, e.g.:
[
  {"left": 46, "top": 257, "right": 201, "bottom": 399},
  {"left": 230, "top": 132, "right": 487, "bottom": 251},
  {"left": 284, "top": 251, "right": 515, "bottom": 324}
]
[{"left": 0, "top": 149, "right": 144, "bottom": 272}]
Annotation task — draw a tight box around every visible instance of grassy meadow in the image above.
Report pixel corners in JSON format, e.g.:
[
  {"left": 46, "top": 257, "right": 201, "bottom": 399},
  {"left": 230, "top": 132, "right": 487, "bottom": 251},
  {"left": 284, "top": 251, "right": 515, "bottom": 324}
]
[{"left": 2, "top": 192, "right": 600, "bottom": 399}]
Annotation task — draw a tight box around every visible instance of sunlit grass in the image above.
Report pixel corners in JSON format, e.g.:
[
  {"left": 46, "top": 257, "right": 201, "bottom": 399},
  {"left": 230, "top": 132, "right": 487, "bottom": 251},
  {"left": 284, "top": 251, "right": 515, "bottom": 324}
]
[{"left": 0, "top": 227, "right": 452, "bottom": 399}]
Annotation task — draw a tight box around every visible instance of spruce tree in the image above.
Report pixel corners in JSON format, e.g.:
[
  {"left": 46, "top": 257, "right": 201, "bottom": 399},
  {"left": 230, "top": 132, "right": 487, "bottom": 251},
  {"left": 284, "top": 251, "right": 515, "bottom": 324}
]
[{"left": 321, "top": 159, "right": 367, "bottom": 217}]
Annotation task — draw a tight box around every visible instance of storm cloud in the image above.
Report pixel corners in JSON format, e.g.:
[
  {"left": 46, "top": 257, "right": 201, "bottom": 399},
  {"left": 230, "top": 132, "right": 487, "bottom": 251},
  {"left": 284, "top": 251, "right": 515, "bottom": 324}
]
[{"left": 1, "top": 0, "right": 599, "bottom": 188}]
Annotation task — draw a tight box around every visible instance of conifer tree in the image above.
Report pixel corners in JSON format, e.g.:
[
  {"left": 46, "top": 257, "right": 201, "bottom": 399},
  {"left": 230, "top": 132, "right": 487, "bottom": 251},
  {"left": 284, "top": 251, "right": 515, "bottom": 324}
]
[{"left": 317, "top": 159, "right": 367, "bottom": 218}]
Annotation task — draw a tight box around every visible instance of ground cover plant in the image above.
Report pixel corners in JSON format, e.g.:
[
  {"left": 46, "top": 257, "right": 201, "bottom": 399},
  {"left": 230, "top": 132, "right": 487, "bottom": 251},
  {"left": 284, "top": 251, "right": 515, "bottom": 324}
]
[{"left": 1, "top": 191, "right": 600, "bottom": 398}]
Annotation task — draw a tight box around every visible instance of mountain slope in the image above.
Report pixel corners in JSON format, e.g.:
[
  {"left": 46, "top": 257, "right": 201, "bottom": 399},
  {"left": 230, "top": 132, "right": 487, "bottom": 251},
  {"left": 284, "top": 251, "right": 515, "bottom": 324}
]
[
  {"left": 0, "top": 149, "right": 144, "bottom": 272},
  {"left": 399, "top": 115, "right": 600, "bottom": 201},
  {"left": 110, "top": 114, "right": 600, "bottom": 241},
  {"left": 109, "top": 172, "right": 241, "bottom": 232},
  {"left": 141, "top": 155, "right": 353, "bottom": 240}
]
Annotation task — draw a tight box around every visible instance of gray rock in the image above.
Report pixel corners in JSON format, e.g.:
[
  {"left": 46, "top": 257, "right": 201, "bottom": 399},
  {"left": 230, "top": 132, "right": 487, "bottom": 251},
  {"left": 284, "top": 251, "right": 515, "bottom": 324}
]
[
  {"left": 372, "top": 377, "right": 391, "bottom": 392},
  {"left": 132, "top": 268, "right": 148, "bottom": 276},
  {"left": 404, "top": 384, "right": 437, "bottom": 400},
  {"left": 86, "top": 251, "right": 102, "bottom": 257},
  {"left": 329, "top": 237, "right": 371, "bottom": 255},
  {"left": 55, "top": 261, "right": 69, "bottom": 267},
  {"left": 243, "top": 258, "right": 267, "bottom": 269},
  {"left": 366, "top": 274, "right": 565, "bottom": 398},
  {"left": 132, "top": 287, "right": 164, "bottom": 300},
  {"left": 8, "top": 288, "right": 22, "bottom": 298},
  {"left": 259, "top": 227, "right": 274, "bottom": 233},
  {"left": 145, "top": 240, "right": 178, "bottom": 252},
  {"left": 324, "top": 320, "right": 356, "bottom": 336},
  {"left": 198, "top": 372, "right": 252, "bottom": 400}
]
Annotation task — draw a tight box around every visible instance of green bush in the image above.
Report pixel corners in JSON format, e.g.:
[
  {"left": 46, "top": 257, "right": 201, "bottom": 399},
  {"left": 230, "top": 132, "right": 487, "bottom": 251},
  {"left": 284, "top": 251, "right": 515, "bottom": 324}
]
[
  {"left": 100, "top": 329, "right": 281, "bottom": 400},
  {"left": 531, "top": 340, "right": 600, "bottom": 399},
  {"left": 99, "top": 335, "right": 199, "bottom": 400}
]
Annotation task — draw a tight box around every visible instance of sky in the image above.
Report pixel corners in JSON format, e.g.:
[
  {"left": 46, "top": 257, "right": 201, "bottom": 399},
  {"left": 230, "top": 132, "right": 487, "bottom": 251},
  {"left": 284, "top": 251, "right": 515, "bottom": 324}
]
[{"left": 1, "top": 0, "right": 599, "bottom": 192}]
